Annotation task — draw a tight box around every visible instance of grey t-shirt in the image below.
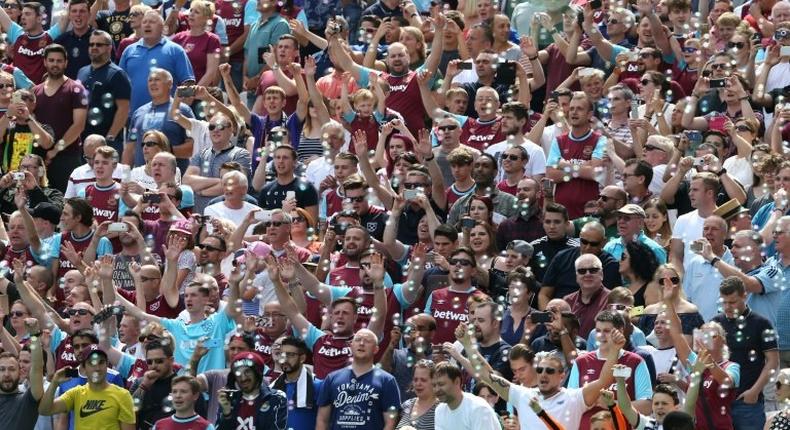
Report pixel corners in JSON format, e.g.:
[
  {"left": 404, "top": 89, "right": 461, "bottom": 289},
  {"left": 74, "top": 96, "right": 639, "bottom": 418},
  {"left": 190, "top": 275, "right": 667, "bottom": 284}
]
[
  {"left": 0, "top": 389, "right": 40, "bottom": 430},
  {"left": 201, "top": 369, "right": 229, "bottom": 422}
]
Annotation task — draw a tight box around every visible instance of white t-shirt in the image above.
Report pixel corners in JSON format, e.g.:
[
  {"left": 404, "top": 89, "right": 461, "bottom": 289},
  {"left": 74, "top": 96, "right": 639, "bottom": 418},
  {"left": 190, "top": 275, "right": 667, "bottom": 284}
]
[
  {"left": 64, "top": 163, "right": 131, "bottom": 198},
  {"left": 508, "top": 384, "right": 588, "bottom": 430},
  {"left": 203, "top": 201, "right": 259, "bottom": 235},
  {"left": 304, "top": 156, "right": 334, "bottom": 191},
  {"left": 435, "top": 392, "right": 501, "bottom": 430},
  {"left": 722, "top": 156, "right": 753, "bottom": 191},
  {"left": 649, "top": 164, "right": 667, "bottom": 195},
  {"left": 486, "top": 139, "right": 547, "bottom": 182},
  {"left": 672, "top": 209, "right": 705, "bottom": 265},
  {"left": 540, "top": 124, "right": 564, "bottom": 156}
]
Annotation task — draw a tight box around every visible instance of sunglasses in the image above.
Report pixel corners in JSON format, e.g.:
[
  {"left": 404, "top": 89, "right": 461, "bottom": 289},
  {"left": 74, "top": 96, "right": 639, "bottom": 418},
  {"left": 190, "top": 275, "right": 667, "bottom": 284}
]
[
  {"left": 775, "top": 29, "right": 790, "bottom": 40},
  {"left": 346, "top": 195, "right": 366, "bottom": 203},
  {"left": 598, "top": 195, "right": 614, "bottom": 202},
  {"left": 735, "top": 125, "right": 753, "bottom": 132},
  {"left": 644, "top": 144, "right": 665, "bottom": 152},
  {"left": 208, "top": 122, "right": 229, "bottom": 131},
  {"left": 143, "top": 141, "right": 161, "bottom": 147},
  {"left": 659, "top": 276, "right": 681, "bottom": 286},
  {"left": 501, "top": 154, "right": 521, "bottom": 161},
  {"left": 681, "top": 46, "right": 698, "bottom": 53},
  {"left": 67, "top": 308, "right": 92, "bottom": 316},
  {"left": 292, "top": 216, "right": 305, "bottom": 223},
  {"left": 640, "top": 79, "right": 653, "bottom": 86},
  {"left": 727, "top": 41, "right": 745, "bottom": 49},
  {"left": 437, "top": 124, "right": 458, "bottom": 132},
  {"left": 146, "top": 358, "right": 167, "bottom": 365},
  {"left": 710, "top": 63, "right": 728, "bottom": 70},
  {"left": 264, "top": 221, "right": 288, "bottom": 227},
  {"left": 576, "top": 267, "right": 601, "bottom": 275},
  {"left": 9, "top": 311, "right": 26, "bottom": 317},
  {"left": 607, "top": 18, "right": 620, "bottom": 25},
  {"left": 360, "top": 262, "right": 372, "bottom": 269},
  {"left": 609, "top": 304, "right": 630, "bottom": 311},
  {"left": 197, "top": 244, "right": 224, "bottom": 252},
  {"left": 580, "top": 238, "right": 601, "bottom": 247},
  {"left": 88, "top": 42, "right": 110, "bottom": 47},
  {"left": 535, "top": 366, "right": 558, "bottom": 375},
  {"left": 448, "top": 258, "right": 473, "bottom": 267},
  {"left": 0, "top": 83, "right": 13, "bottom": 89},
  {"left": 638, "top": 52, "right": 656, "bottom": 59},
  {"left": 2, "top": 3, "right": 19, "bottom": 8},
  {"left": 402, "top": 182, "right": 427, "bottom": 189}
]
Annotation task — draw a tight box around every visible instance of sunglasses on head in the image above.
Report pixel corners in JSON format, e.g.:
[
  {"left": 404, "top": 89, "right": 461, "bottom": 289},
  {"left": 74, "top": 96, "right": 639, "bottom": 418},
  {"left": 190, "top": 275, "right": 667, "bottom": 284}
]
[
  {"left": 535, "top": 366, "right": 558, "bottom": 375},
  {"left": 659, "top": 276, "right": 681, "bottom": 286},
  {"left": 448, "top": 258, "right": 473, "bottom": 267},
  {"left": 580, "top": 238, "right": 601, "bottom": 247},
  {"left": 576, "top": 267, "right": 600, "bottom": 275},
  {"left": 67, "top": 308, "right": 92, "bottom": 316}
]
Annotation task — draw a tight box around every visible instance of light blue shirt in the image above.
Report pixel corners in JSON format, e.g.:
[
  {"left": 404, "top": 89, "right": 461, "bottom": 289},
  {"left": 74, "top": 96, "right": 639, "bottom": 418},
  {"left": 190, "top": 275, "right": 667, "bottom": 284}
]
[
  {"left": 119, "top": 37, "right": 195, "bottom": 112},
  {"left": 745, "top": 261, "right": 784, "bottom": 326},
  {"left": 6, "top": 21, "right": 62, "bottom": 44},
  {"left": 682, "top": 248, "right": 734, "bottom": 321},
  {"left": 160, "top": 309, "right": 236, "bottom": 373},
  {"left": 766, "top": 255, "right": 790, "bottom": 350},
  {"left": 49, "top": 232, "right": 113, "bottom": 262},
  {"left": 568, "top": 349, "right": 653, "bottom": 401},
  {"left": 603, "top": 231, "right": 668, "bottom": 265},
  {"left": 546, "top": 131, "right": 606, "bottom": 166}
]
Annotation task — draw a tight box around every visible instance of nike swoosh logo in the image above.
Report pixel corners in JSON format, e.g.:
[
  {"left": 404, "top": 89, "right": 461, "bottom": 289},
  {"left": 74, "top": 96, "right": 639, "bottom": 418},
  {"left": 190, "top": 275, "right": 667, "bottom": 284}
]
[{"left": 79, "top": 407, "right": 108, "bottom": 418}]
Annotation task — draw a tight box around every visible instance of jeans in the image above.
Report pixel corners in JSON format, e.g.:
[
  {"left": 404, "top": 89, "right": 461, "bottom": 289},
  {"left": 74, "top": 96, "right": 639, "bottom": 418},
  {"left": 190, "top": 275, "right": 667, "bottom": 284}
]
[{"left": 731, "top": 398, "right": 766, "bottom": 430}]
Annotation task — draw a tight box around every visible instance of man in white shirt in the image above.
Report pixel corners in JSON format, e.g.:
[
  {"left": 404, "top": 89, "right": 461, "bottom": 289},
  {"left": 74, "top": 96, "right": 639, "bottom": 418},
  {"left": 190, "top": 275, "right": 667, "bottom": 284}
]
[
  {"left": 64, "top": 134, "right": 130, "bottom": 198},
  {"left": 670, "top": 172, "right": 720, "bottom": 269},
  {"left": 204, "top": 170, "right": 259, "bottom": 235},
  {"left": 433, "top": 361, "right": 501, "bottom": 430},
  {"left": 304, "top": 121, "right": 349, "bottom": 191},
  {"left": 486, "top": 101, "right": 546, "bottom": 185},
  {"left": 456, "top": 322, "right": 624, "bottom": 430}
]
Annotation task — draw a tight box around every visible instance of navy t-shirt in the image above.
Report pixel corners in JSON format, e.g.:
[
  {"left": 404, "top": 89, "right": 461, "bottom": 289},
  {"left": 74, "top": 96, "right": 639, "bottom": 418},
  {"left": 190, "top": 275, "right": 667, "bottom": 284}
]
[
  {"left": 77, "top": 62, "right": 132, "bottom": 139},
  {"left": 258, "top": 176, "right": 319, "bottom": 210},
  {"left": 317, "top": 366, "right": 401, "bottom": 430}
]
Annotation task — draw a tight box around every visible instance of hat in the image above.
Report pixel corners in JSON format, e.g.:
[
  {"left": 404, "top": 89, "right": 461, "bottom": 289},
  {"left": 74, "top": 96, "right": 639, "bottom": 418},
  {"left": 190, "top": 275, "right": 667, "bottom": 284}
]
[
  {"left": 778, "top": 368, "right": 790, "bottom": 387},
  {"left": 179, "top": 186, "right": 194, "bottom": 209},
  {"left": 617, "top": 204, "right": 646, "bottom": 218},
  {"left": 713, "top": 198, "right": 749, "bottom": 221},
  {"left": 507, "top": 240, "right": 533, "bottom": 258},
  {"left": 231, "top": 351, "right": 265, "bottom": 377},
  {"left": 30, "top": 202, "right": 61, "bottom": 225},
  {"left": 79, "top": 344, "right": 108, "bottom": 363},
  {"left": 646, "top": 136, "right": 674, "bottom": 153},
  {"left": 169, "top": 219, "right": 192, "bottom": 235},
  {"left": 236, "top": 241, "right": 272, "bottom": 265}
]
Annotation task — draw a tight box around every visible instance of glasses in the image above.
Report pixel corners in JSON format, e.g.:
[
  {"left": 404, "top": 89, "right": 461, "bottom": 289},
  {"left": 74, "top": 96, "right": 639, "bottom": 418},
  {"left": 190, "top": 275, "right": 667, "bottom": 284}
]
[
  {"left": 292, "top": 216, "right": 305, "bottom": 223},
  {"left": 773, "top": 229, "right": 787, "bottom": 237},
  {"left": 346, "top": 195, "right": 366, "bottom": 203},
  {"left": 197, "top": 243, "right": 225, "bottom": 252},
  {"left": 658, "top": 276, "right": 681, "bottom": 286},
  {"left": 535, "top": 366, "right": 558, "bottom": 375},
  {"left": 0, "top": 83, "right": 13, "bottom": 89},
  {"left": 609, "top": 304, "right": 631, "bottom": 311},
  {"left": 402, "top": 182, "right": 427, "bottom": 189},
  {"left": 640, "top": 79, "right": 652, "bottom": 86},
  {"left": 710, "top": 63, "right": 728, "bottom": 70},
  {"left": 208, "top": 122, "right": 229, "bottom": 131},
  {"left": 360, "top": 262, "right": 372, "bottom": 269},
  {"left": 576, "top": 267, "right": 601, "bottom": 275},
  {"left": 598, "top": 195, "right": 613, "bottom": 202},
  {"left": 140, "top": 276, "right": 161, "bottom": 282},
  {"left": 9, "top": 311, "right": 26, "bottom": 317},
  {"left": 501, "top": 154, "right": 521, "bottom": 161},
  {"left": 606, "top": 18, "right": 619, "bottom": 24},
  {"left": 681, "top": 46, "right": 698, "bottom": 53},
  {"left": 580, "top": 238, "right": 601, "bottom": 247},
  {"left": 727, "top": 41, "right": 745, "bottom": 49},
  {"left": 448, "top": 258, "right": 473, "bottom": 267},
  {"left": 143, "top": 141, "right": 161, "bottom": 147},
  {"left": 146, "top": 358, "right": 167, "bottom": 365},
  {"left": 129, "top": 11, "right": 143, "bottom": 17},
  {"left": 638, "top": 52, "right": 655, "bottom": 59},
  {"left": 264, "top": 221, "right": 288, "bottom": 227},
  {"left": 67, "top": 308, "right": 92, "bottom": 316},
  {"left": 644, "top": 144, "right": 665, "bottom": 152},
  {"left": 88, "top": 42, "right": 110, "bottom": 47},
  {"left": 735, "top": 125, "right": 753, "bottom": 132},
  {"left": 437, "top": 124, "right": 458, "bottom": 132},
  {"left": 2, "top": 3, "right": 19, "bottom": 8}
]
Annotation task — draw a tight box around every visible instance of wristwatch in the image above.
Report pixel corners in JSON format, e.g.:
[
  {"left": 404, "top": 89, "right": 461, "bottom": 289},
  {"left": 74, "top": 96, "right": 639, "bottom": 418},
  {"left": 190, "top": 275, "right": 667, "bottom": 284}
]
[{"left": 709, "top": 257, "right": 721, "bottom": 267}]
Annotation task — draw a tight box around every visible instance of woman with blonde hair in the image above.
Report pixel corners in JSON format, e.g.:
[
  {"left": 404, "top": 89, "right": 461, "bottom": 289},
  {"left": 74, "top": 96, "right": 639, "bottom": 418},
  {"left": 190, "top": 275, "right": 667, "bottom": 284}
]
[
  {"left": 116, "top": 3, "right": 152, "bottom": 61},
  {"left": 399, "top": 26, "right": 427, "bottom": 69},
  {"left": 395, "top": 359, "right": 437, "bottom": 430},
  {"left": 171, "top": 0, "right": 221, "bottom": 85}
]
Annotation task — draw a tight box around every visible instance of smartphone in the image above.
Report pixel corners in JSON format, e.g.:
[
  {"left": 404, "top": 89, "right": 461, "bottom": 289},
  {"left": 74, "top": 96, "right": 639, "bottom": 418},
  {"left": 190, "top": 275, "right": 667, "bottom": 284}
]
[
  {"left": 12, "top": 171, "right": 25, "bottom": 181},
  {"left": 286, "top": 191, "right": 296, "bottom": 200},
  {"left": 11, "top": 92, "right": 21, "bottom": 104},
  {"left": 542, "top": 178, "right": 554, "bottom": 195},
  {"left": 709, "top": 78, "right": 727, "bottom": 88},
  {"left": 495, "top": 62, "right": 517, "bottom": 87},
  {"left": 64, "top": 367, "right": 79, "bottom": 378},
  {"left": 107, "top": 222, "right": 128, "bottom": 233},
  {"left": 258, "top": 46, "right": 270, "bottom": 64},
  {"left": 781, "top": 46, "right": 790, "bottom": 57},
  {"left": 425, "top": 252, "right": 436, "bottom": 264},
  {"left": 142, "top": 193, "right": 161, "bottom": 204},
  {"left": 549, "top": 90, "right": 560, "bottom": 102},
  {"left": 176, "top": 86, "right": 195, "bottom": 98},
  {"left": 630, "top": 100, "right": 640, "bottom": 120},
  {"left": 690, "top": 240, "right": 704, "bottom": 253},
  {"left": 461, "top": 217, "right": 476, "bottom": 229},
  {"left": 333, "top": 222, "right": 348, "bottom": 235},
  {"left": 404, "top": 189, "right": 419, "bottom": 201},
  {"left": 577, "top": 9, "right": 584, "bottom": 27},
  {"left": 254, "top": 210, "right": 272, "bottom": 222},
  {"left": 220, "top": 389, "right": 241, "bottom": 404},
  {"left": 530, "top": 312, "right": 552, "bottom": 324},
  {"left": 612, "top": 366, "right": 632, "bottom": 379},
  {"left": 457, "top": 62, "right": 473, "bottom": 71},
  {"left": 255, "top": 316, "right": 273, "bottom": 328},
  {"left": 589, "top": 0, "right": 602, "bottom": 9}
]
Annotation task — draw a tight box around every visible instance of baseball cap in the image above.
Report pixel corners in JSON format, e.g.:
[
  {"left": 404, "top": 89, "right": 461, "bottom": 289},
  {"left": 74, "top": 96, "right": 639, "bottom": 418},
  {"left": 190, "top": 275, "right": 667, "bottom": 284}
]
[
  {"left": 30, "top": 202, "right": 61, "bottom": 226},
  {"left": 170, "top": 219, "right": 192, "bottom": 235},
  {"left": 79, "top": 344, "right": 108, "bottom": 363},
  {"left": 617, "top": 204, "right": 646, "bottom": 218}
]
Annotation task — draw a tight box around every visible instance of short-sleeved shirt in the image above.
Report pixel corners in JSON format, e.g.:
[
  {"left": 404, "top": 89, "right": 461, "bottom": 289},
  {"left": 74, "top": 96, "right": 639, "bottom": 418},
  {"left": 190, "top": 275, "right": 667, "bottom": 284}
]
[
  {"left": 129, "top": 100, "right": 195, "bottom": 169},
  {"left": 258, "top": 176, "right": 319, "bottom": 210},
  {"left": 682, "top": 249, "right": 735, "bottom": 321},
  {"left": 171, "top": 31, "right": 222, "bottom": 83},
  {"left": 96, "top": 9, "right": 132, "bottom": 46},
  {"left": 6, "top": 22, "right": 62, "bottom": 83},
  {"left": 188, "top": 144, "right": 251, "bottom": 212},
  {"left": 58, "top": 383, "right": 135, "bottom": 430},
  {"left": 54, "top": 28, "right": 93, "bottom": 79},
  {"left": 243, "top": 14, "right": 290, "bottom": 78},
  {"left": 32, "top": 78, "right": 88, "bottom": 151},
  {"left": 509, "top": 385, "right": 587, "bottom": 430},
  {"left": 77, "top": 62, "right": 132, "bottom": 139},
  {"left": 316, "top": 366, "right": 401, "bottom": 430},
  {"left": 119, "top": 37, "right": 195, "bottom": 112},
  {"left": 160, "top": 310, "right": 236, "bottom": 373},
  {"left": 0, "top": 389, "right": 39, "bottom": 430}
]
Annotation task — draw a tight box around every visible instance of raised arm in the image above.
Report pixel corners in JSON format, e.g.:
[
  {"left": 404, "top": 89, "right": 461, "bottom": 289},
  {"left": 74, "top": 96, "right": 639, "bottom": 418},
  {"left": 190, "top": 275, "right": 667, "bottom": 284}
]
[
  {"left": 353, "top": 129, "right": 396, "bottom": 208},
  {"left": 38, "top": 367, "right": 72, "bottom": 416},
  {"left": 26, "top": 318, "right": 44, "bottom": 400},
  {"left": 219, "top": 63, "right": 251, "bottom": 125},
  {"left": 381, "top": 196, "right": 408, "bottom": 261},
  {"left": 15, "top": 188, "right": 41, "bottom": 251},
  {"left": 400, "top": 242, "right": 428, "bottom": 305},
  {"left": 414, "top": 128, "right": 447, "bottom": 210},
  {"left": 581, "top": 329, "right": 625, "bottom": 407},
  {"left": 366, "top": 253, "right": 389, "bottom": 336},
  {"left": 267, "top": 255, "right": 311, "bottom": 335},
  {"left": 303, "top": 56, "right": 330, "bottom": 124},
  {"left": 422, "top": 13, "right": 445, "bottom": 74},
  {"left": 614, "top": 366, "right": 639, "bottom": 426}
]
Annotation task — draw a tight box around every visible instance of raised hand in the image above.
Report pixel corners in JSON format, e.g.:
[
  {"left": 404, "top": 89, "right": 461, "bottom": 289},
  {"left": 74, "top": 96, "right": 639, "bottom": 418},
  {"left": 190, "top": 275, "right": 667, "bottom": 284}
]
[
  {"left": 366, "top": 252, "right": 386, "bottom": 286},
  {"left": 352, "top": 129, "right": 369, "bottom": 155},
  {"left": 519, "top": 35, "right": 538, "bottom": 58},
  {"left": 162, "top": 234, "right": 187, "bottom": 262},
  {"left": 415, "top": 128, "right": 433, "bottom": 159},
  {"left": 304, "top": 56, "right": 317, "bottom": 77}
]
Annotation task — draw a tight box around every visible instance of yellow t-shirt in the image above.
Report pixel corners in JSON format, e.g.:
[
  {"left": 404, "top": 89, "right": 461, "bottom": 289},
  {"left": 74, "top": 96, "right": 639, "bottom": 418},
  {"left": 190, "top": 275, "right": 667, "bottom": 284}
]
[{"left": 59, "top": 383, "right": 136, "bottom": 430}]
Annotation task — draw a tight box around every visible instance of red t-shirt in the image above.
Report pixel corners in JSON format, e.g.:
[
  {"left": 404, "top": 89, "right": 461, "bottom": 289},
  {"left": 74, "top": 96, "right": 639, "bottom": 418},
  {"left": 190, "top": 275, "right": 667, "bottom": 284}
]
[
  {"left": 117, "top": 289, "right": 184, "bottom": 319},
  {"left": 33, "top": 78, "right": 87, "bottom": 151},
  {"left": 11, "top": 32, "right": 52, "bottom": 84},
  {"left": 215, "top": 0, "right": 245, "bottom": 62},
  {"left": 496, "top": 180, "right": 518, "bottom": 196},
  {"left": 382, "top": 70, "right": 427, "bottom": 134},
  {"left": 459, "top": 116, "right": 505, "bottom": 151},
  {"left": 171, "top": 31, "right": 222, "bottom": 83},
  {"left": 256, "top": 70, "right": 299, "bottom": 116}
]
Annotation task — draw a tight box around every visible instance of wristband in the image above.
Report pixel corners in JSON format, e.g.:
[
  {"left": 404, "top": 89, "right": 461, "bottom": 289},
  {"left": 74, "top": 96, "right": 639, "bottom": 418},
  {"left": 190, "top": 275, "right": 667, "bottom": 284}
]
[
  {"left": 709, "top": 257, "right": 721, "bottom": 267},
  {"left": 424, "top": 153, "right": 435, "bottom": 162},
  {"left": 528, "top": 55, "right": 538, "bottom": 61},
  {"left": 716, "top": 168, "right": 727, "bottom": 176}
]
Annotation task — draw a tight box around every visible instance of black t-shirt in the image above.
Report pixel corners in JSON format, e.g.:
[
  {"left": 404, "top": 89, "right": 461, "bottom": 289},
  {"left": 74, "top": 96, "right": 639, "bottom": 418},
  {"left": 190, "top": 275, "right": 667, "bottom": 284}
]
[
  {"left": 360, "top": 206, "right": 389, "bottom": 241},
  {"left": 397, "top": 200, "right": 446, "bottom": 246},
  {"left": 541, "top": 247, "right": 621, "bottom": 300},
  {"left": 258, "top": 177, "right": 319, "bottom": 210},
  {"left": 528, "top": 236, "right": 579, "bottom": 283},
  {"left": 97, "top": 9, "right": 133, "bottom": 46}
]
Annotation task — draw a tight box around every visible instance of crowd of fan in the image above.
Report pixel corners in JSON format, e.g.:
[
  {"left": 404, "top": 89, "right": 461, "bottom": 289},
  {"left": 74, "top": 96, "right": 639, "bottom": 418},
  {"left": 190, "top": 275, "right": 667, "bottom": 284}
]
[{"left": 0, "top": 0, "right": 790, "bottom": 429}]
